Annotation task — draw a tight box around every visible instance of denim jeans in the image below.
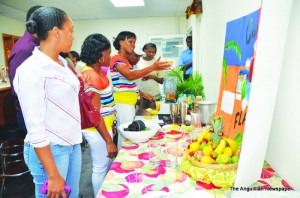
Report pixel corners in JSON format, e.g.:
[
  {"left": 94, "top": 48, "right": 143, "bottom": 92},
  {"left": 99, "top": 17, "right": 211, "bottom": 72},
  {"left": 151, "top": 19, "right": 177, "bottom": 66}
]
[{"left": 24, "top": 143, "right": 82, "bottom": 198}]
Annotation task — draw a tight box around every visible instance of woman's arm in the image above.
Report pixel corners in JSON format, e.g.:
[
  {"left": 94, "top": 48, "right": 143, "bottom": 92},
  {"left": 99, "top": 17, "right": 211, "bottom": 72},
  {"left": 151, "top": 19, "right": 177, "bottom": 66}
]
[
  {"left": 117, "top": 57, "right": 170, "bottom": 81},
  {"left": 139, "top": 90, "right": 156, "bottom": 102},
  {"left": 142, "top": 74, "right": 164, "bottom": 84},
  {"left": 91, "top": 93, "right": 118, "bottom": 158},
  {"left": 35, "top": 146, "right": 67, "bottom": 198}
]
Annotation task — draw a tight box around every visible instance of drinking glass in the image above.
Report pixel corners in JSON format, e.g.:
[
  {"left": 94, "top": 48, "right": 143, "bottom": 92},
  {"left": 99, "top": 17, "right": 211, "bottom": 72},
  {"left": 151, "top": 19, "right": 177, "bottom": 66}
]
[
  {"left": 190, "top": 112, "right": 202, "bottom": 129},
  {"left": 170, "top": 103, "right": 178, "bottom": 124},
  {"left": 163, "top": 141, "right": 179, "bottom": 168},
  {"left": 179, "top": 102, "right": 188, "bottom": 124},
  {"left": 148, "top": 140, "right": 162, "bottom": 166}
]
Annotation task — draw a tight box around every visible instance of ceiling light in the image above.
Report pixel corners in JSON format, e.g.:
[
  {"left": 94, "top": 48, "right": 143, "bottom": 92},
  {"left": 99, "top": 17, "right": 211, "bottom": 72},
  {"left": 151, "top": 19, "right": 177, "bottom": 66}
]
[{"left": 110, "top": 0, "right": 145, "bottom": 7}]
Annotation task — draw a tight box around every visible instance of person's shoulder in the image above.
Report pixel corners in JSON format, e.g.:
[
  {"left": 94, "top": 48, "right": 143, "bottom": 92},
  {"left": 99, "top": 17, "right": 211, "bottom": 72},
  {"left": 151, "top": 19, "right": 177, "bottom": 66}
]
[
  {"left": 182, "top": 48, "right": 191, "bottom": 53},
  {"left": 111, "top": 54, "right": 122, "bottom": 59},
  {"left": 180, "top": 48, "right": 191, "bottom": 57},
  {"left": 16, "top": 55, "right": 39, "bottom": 75}
]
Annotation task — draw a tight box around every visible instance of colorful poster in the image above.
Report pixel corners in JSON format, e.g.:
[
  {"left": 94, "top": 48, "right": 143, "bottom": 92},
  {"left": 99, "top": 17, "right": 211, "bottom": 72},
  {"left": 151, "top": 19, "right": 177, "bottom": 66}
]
[{"left": 216, "top": 9, "right": 261, "bottom": 139}]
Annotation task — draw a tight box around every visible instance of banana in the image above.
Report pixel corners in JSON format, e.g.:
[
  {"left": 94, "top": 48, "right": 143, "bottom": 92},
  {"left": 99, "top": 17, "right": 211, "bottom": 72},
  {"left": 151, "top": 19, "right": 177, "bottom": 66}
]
[
  {"left": 233, "top": 148, "right": 240, "bottom": 156},
  {"left": 197, "top": 130, "right": 209, "bottom": 143},
  {"left": 223, "top": 137, "right": 238, "bottom": 153},
  {"left": 213, "top": 139, "right": 226, "bottom": 155}
]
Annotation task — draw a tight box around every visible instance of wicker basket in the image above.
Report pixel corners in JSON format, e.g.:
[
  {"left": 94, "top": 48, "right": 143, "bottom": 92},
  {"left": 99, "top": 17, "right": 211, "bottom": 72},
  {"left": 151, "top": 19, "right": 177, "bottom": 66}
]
[{"left": 185, "top": 150, "right": 238, "bottom": 171}]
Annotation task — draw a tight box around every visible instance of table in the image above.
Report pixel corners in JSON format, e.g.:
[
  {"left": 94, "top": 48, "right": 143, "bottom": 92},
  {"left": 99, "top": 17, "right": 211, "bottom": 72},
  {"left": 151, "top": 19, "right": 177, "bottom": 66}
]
[{"left": 97, "top": 115, "right": 294, "bottom": 197}]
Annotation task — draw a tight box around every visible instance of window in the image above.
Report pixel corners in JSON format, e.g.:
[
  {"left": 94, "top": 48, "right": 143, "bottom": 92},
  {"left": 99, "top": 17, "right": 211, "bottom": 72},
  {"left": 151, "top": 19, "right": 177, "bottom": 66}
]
[{"left": 148, "top": 34, "right": 186, "bottom": 68}]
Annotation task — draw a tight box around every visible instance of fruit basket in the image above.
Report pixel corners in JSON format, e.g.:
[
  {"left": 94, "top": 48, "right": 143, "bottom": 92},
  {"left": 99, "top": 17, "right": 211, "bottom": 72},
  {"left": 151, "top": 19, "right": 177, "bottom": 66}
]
[
  {"left": 181, "top": 116, "right": 242, "bottom": 188},
  {"left": 181, "top": 152, "right": 237, "bottom": 188},
  {"left": 185, "top": 150, "right": 238, "bottom": 171}
]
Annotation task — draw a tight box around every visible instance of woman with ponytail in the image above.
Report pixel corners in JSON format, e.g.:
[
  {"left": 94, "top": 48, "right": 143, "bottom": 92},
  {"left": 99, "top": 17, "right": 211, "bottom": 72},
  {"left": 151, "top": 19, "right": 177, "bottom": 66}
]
[{"left": 13, "top": 7, "right": 81, "bottom": 198}]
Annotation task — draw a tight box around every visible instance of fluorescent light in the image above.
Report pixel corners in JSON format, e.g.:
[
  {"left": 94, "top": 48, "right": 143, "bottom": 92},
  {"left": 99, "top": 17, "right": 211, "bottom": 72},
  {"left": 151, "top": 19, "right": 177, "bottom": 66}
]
[{"left": 110, "top": 0, "right": 145, "bottom": 7}]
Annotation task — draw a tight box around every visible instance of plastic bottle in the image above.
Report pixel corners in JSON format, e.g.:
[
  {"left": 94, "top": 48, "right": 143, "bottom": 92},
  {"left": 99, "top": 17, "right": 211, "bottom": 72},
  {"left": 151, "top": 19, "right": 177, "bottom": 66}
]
[{"left": 187, "top": 92, "right": 195, "bottom": 111}]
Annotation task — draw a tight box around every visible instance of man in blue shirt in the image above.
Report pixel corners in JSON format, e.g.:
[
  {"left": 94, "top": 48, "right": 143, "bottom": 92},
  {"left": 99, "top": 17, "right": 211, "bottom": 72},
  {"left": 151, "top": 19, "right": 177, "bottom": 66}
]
[
  {"left": 178, "top": 36, "right": 193, "bottom": 80},
  {"left": 8, "top": 6, "right": 41, "bottom": 133}
]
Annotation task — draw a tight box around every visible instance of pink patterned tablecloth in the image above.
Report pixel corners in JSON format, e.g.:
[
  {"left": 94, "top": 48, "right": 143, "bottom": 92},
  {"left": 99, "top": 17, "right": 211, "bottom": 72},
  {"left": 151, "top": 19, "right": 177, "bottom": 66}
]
[{"left": 97, "top": 131, "right": 294, "bottom": 198}]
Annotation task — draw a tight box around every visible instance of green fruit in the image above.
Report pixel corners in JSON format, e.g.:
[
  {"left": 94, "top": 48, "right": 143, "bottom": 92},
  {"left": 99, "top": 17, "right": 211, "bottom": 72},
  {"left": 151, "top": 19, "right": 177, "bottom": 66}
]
[
  {"left": 199, "top": 142, "right": 207, "bottom": 151},
  {"left": 232, "top": 155, "right": 239, "bottom": 163},
  {"left": 216, "top": 154, "right": 231, "bottom": 164}
]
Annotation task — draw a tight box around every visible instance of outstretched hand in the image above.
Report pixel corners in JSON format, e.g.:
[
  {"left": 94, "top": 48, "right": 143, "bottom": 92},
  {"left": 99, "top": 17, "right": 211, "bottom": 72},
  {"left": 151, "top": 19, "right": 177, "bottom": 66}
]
[{"left": 152, "top": 56, "right": 171, "bottom": 71}]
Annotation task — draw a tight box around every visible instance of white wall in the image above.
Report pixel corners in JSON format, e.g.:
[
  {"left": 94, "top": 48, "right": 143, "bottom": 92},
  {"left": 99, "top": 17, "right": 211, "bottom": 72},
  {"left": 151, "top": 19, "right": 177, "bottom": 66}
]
[
  {"left": 72, "top": 16, "right": 187, "bottom": 55},
  {"left": 198, "top": 0, "right": 262, "bottom": 101},
  {"left": 0, "top": 15, "right": 186, "bottom": 66},
  {"left": 0, "top": 15, "right": 24, "bottom": 66},
  {"left": 265, "top": 0, "right": 300, "bottom": 190}
]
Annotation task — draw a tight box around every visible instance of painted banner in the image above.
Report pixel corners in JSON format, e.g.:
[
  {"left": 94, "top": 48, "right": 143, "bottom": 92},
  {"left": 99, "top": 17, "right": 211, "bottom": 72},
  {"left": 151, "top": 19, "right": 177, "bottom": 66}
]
[{"left": 216, "top": 9, "right": 261, "bottom": 139}]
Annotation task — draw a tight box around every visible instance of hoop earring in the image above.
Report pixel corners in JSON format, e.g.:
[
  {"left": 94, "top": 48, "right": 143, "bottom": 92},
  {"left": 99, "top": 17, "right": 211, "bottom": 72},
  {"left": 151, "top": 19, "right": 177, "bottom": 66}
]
[{"left": 99, "top": 57, "right": 104, "bottom": 63}]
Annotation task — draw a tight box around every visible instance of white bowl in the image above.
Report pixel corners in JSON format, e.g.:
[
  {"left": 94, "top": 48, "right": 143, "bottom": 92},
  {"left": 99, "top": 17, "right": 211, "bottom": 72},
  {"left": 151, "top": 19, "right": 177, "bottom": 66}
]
[
  {"left": 164, "top": 129, "right": 183, "bottom": 139},
  {"left": 118, "top": 121, "right": 160, "bottom": 143}
]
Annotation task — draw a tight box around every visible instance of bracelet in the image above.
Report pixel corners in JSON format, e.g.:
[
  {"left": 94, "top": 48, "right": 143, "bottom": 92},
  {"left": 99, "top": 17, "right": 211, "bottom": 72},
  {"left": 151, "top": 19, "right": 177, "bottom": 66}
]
[{"left": 113, "top": 119, "right": 117, "bottom": 127}]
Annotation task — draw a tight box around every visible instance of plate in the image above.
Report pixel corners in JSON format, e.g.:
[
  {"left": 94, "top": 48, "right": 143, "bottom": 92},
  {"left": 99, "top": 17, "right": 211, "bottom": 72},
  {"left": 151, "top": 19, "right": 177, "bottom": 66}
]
[
  {"left": 164, "top": 129, "right": 183, "bottom": 139},
  {"left": 162, "top": 124, "right": 181, "bottom": 131}
]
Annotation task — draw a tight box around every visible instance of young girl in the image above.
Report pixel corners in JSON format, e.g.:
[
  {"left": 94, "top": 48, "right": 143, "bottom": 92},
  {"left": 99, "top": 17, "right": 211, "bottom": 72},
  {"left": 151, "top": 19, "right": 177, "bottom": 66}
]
[{"left": 80, "top": 33, "right": 118, "bottom": 197}]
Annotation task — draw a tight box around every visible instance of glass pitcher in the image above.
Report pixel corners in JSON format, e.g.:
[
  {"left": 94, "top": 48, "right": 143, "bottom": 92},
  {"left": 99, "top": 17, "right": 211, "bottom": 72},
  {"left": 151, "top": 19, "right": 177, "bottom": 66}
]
[{"left": 163, "top": 76, "right": 177, "bottom": 103}]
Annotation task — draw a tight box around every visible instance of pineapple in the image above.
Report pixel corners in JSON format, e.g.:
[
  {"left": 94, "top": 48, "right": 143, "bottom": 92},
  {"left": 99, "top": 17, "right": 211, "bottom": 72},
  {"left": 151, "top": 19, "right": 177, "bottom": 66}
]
[{"left": 210, "top": 116, "right": 224, "bottom": 144}]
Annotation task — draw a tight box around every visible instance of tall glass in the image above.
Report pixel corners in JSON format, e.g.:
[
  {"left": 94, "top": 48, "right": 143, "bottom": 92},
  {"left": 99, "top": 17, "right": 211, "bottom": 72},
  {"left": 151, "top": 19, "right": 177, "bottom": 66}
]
[
  {"left": 190, "top": 112, "right": 202, "bottom": 129},
  {"left": 170, "top": 103, "right": 178, "bottom": 124},
  {"left": 179, "top": 102, "right": 188, "bottom": 124}
]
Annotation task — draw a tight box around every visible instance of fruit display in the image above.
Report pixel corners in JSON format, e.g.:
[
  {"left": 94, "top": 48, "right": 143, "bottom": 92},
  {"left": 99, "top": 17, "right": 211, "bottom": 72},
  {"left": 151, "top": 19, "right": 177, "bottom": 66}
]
[{"left": 181, "top": 116, "right": 243, "bottom": 188}]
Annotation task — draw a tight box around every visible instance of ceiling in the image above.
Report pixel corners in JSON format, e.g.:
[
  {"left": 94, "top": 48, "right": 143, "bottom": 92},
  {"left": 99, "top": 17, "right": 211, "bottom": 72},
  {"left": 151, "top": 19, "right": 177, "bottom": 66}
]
[{"left": 0, "top": 0, "right": 191, "bottom": 22}]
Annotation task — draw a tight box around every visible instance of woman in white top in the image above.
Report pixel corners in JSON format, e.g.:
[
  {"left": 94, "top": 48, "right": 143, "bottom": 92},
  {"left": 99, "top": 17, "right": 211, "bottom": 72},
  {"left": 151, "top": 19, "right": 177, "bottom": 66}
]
[
  {"left": 137, "top": 43, "right": 165, "bottom": 108},
  {"left": 13, "top": 7, "right": 81, "bottom": 198}
]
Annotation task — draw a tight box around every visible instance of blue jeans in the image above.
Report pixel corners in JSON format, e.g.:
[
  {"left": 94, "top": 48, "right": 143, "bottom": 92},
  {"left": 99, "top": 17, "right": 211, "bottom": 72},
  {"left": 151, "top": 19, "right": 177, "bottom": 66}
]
[{"left": 24, "top": 143, "right": 82, "bottom": 198}]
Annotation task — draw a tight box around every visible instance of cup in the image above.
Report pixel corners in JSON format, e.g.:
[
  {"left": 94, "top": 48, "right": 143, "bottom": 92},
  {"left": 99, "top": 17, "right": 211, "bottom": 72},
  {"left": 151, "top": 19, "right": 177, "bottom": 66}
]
[
  {"left": 189, "top": 128, "right": 200, "bottom": 142},
  {"left": 170, "top": 103, "right": 178, "bottom": 124},
  {"left": 197, "top": 101, "right": 216, "bottom": 125},
  {"left": 179, "top": 102, "right": 188, "bottom": 124},
  {"left": 190, "top": 112, "right": 202, "bottom": 129},
  {"left": 163, "top": 141, "right": 179, "bottom": 168},
  {"left": 148, "top": 140, "right": 162, "bottom": 166}
]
